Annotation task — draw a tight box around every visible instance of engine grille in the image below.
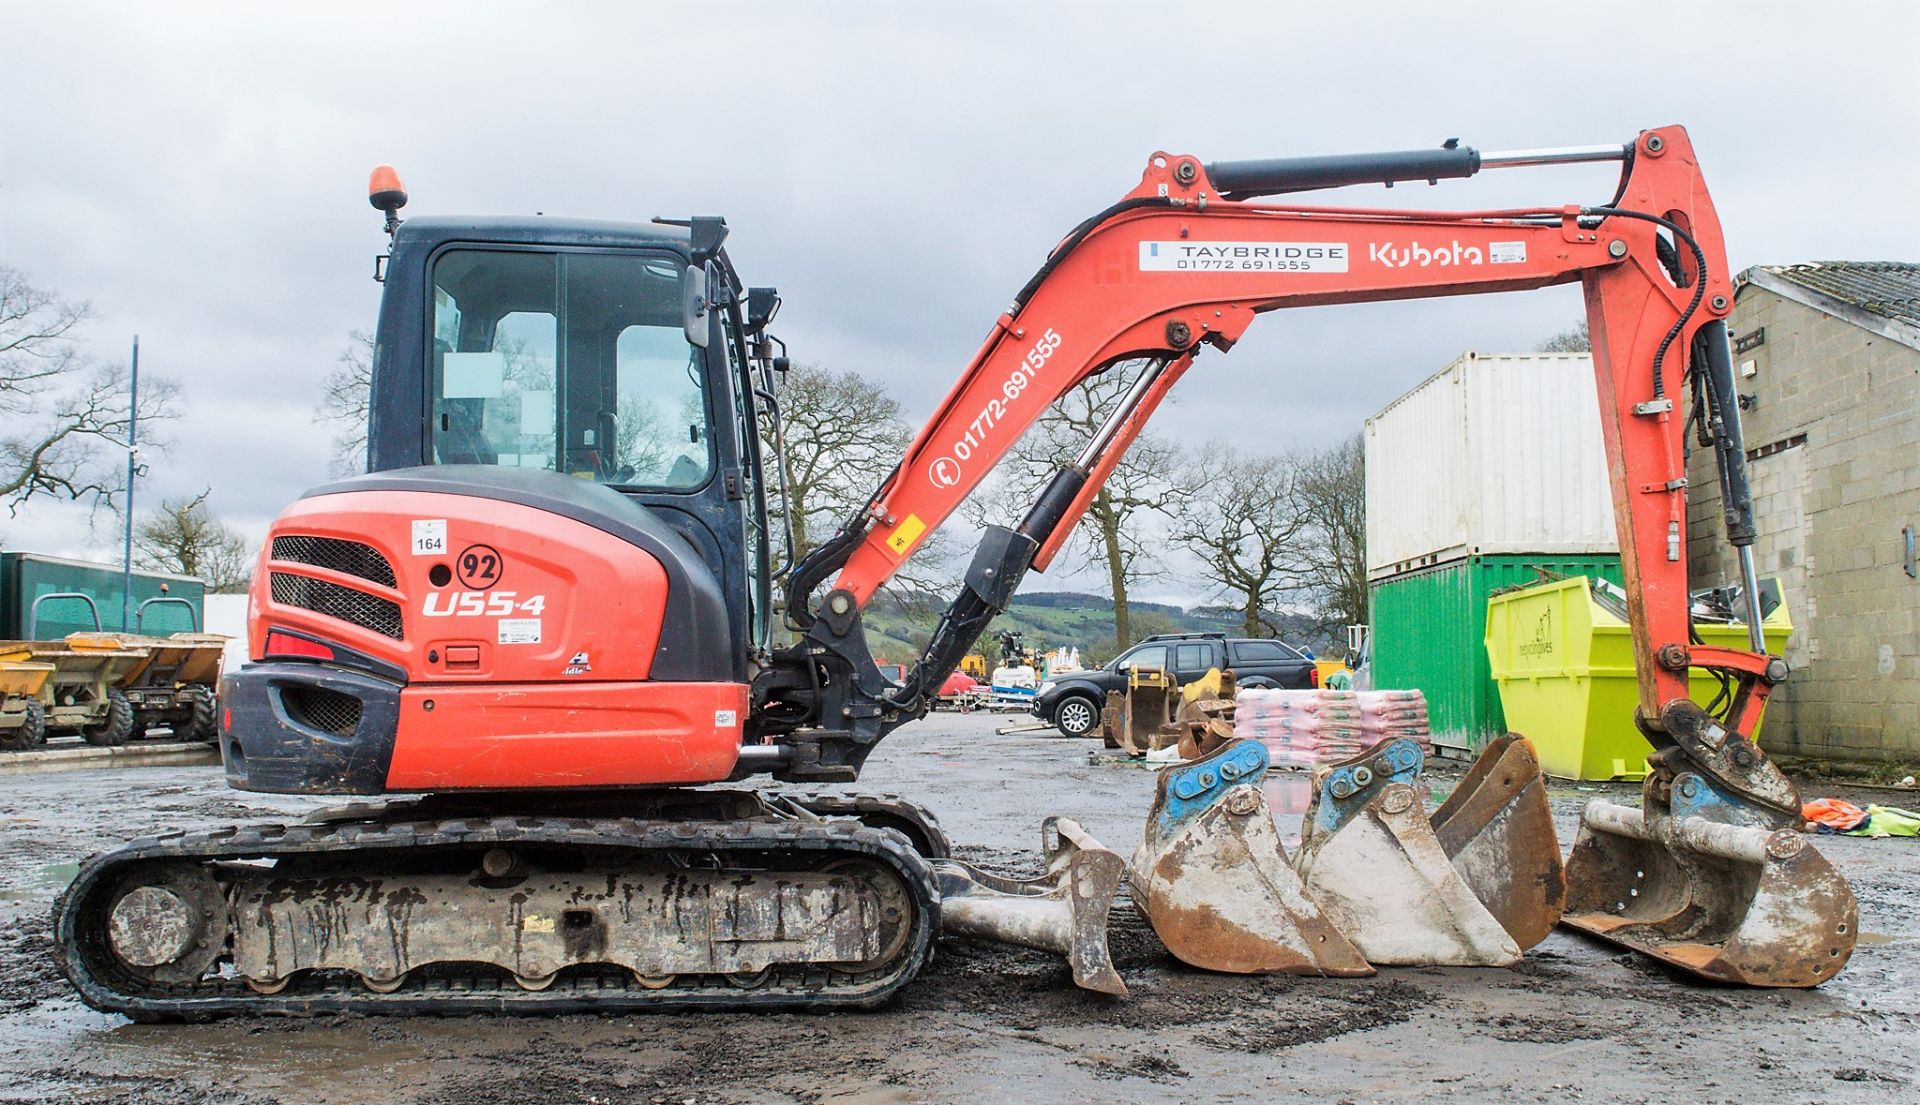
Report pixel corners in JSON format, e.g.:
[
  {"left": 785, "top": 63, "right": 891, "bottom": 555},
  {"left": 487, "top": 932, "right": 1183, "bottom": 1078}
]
[
  {"left": 270, "top": 535, "right": 398, "bottom": 587},
  {"left": 270, "top": 572, "right": 404, "bottom": 639},
  {"left": 280, "top": 686, "right": 363, "bottom": 737}
]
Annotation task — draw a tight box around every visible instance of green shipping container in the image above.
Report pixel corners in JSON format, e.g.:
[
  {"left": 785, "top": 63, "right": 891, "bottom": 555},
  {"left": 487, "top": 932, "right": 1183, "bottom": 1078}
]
[
  {"left": 1, "top": 553, "right": 205, "bottom": 639},
  {"left": 1368, "top": 553, "right": 1622, "bottom": 755}
]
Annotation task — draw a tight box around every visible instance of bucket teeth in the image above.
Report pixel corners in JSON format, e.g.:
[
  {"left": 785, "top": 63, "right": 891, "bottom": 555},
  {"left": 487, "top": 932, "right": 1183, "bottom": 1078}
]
[
  {"left": 1429, "top": 734, "right": 1567, "bottom": 950},
  {"left": 1294, "top": 738, "right": 1524, "bottom": 967},
  {"left": 932, "top": 816, "right": 1129, "bottom": 996},
  {"left": 1130, "top": 739, "right": 1372, "bottom": 977},
  {"left": 1562, "top": 793, "right": 1858, "bottom": 987}
]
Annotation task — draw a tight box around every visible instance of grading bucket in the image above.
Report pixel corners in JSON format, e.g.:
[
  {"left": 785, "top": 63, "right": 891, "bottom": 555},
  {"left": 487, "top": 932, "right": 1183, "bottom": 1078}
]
[{"left": 1485, "top": 577, "right": 1792, "bottom": 781}]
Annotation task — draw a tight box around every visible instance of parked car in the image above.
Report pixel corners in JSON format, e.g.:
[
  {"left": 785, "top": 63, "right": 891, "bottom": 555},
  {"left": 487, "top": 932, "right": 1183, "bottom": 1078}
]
[{"left": 1031, "top": 632, "right": 1319, "bottom": 737}]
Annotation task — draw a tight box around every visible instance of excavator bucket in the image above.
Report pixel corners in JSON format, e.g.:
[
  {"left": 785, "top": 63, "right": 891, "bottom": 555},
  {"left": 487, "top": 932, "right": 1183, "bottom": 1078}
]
[
  {"left": 1130, "top": 739, "right": 1372, "bottom": 976},
  {"left": 1293, "top": 738, "right": 1527, "bottom": 966},
  {"left": 1563, "top": 792, "right": 1858, "bottom": 987},
  {"left": 931, "top": 816, "right": 1129, "bottom": 995},
  {"left": 1118, "top": 667, "right": 1175, "bottom": 756},
  {"left": 1430, "top": 734, "right": 1567, "bottom": 950}
]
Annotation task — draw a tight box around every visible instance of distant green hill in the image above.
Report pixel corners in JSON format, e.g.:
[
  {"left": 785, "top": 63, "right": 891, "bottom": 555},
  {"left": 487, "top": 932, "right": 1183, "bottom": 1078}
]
[{"left": 858, "top": 589, "right": 1338, "bottom": 668}]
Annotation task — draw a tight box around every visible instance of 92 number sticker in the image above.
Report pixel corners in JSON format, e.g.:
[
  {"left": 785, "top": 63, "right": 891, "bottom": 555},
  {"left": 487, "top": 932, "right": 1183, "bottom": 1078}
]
[{"left": 457, "top": 544, "right": 502, "bottom": 590}]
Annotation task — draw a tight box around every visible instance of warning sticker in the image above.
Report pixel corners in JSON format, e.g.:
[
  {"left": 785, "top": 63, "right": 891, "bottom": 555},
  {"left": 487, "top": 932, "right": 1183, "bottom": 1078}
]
[
  {"left": 715, "top": 709, "right": 739, "bottom": 728},
  {"left": 886, "top": 513, "right": 927, "bottom": 556},
  {"left": 411, "top": 519, "right": 448, "bottom": 556},
  {"left": 1488, "top": 241, "right": 1528, "bottom": 264},
  {"left": 497, "top": 618, "right": 542, "bottom": 645},
  {"left": 1140, "top": 241, "right": 1347, "bottom": 273}
]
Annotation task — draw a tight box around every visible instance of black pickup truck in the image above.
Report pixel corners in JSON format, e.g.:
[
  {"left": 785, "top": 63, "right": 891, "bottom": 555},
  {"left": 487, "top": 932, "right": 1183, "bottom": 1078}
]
[{"left": 1030, "top": 631, "right": 1318, "bottom": 737}]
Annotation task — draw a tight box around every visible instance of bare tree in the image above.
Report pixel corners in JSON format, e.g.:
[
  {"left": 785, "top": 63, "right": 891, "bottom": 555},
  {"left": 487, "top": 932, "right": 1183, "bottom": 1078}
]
[
  {"left": 1296, "top": 434, "right": 1368, "bottom": 636},
  {"left": 1172, "top": 444, "right": 1311, "bottom": 637},
  {"left": 320, "top": 330, "right": 374, "bottom": 475},
  {"left": 1538, "top": 319, "right": 1591, "bottom": 352},
  {"left": 984, "top": 362, "right": 1176, "bottom": 652},
  {"left": 133, "top": 490, "right": 255, "bottom": 593},
  {"left": 771, "top": 362, "right": 913, "bottom": 562},
  {"left": 1, "top": 268, "right": 178, "bottom": 515}
]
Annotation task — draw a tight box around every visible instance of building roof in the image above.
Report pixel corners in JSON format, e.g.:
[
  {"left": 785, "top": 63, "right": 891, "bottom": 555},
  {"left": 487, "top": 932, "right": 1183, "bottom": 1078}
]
[{"left": 1737, "top": 262, "right": 1920, "bottom": 351}]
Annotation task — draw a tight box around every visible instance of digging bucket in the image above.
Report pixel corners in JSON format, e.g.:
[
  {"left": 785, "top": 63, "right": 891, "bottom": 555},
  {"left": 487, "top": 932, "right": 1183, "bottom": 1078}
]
[
  {"left": 1562, "top": 791, "right": 1857, "bottom": 987},
  {"left": 932, "top": 816, "right": 1129, "bottom": 995},
  {"left": 1293, "top": 738, "right": 1525, "bottom": 966},
  {"left": 1129, "top": 738, "right": 1372, "bottom": 976},
  {"left": 1430, "top": 734, "right": 1567, "bottom": 950}
]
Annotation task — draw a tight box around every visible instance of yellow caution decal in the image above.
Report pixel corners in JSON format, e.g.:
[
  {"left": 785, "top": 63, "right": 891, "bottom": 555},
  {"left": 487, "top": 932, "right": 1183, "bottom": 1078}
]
[{"left": 885, "top": 514, "right": 927, "bottom": 556}]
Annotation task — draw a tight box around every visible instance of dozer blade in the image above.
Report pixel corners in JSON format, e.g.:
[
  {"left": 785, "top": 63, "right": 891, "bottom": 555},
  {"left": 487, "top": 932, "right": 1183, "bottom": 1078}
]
[
  {"left": 1562, "top": 794, "right": 1858, "bottom": 987},
  {"left": 1129, "top": 739, "right": 1372, "bottom": 977},
  {"left": 1294, "top": 738, "right": 1523, "bottom": 967},
  {"left": 932, "top": 816, "right": 1129, "bottom": 995},
  {"left": 1429, "top": 734, "right": 1566, "bottom": 950}
]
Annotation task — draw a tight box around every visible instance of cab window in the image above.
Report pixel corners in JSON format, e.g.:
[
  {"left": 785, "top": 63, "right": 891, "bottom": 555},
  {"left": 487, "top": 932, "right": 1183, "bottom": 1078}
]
[{"left": 429, "top": 248, "right": 711, "bottom": 489}]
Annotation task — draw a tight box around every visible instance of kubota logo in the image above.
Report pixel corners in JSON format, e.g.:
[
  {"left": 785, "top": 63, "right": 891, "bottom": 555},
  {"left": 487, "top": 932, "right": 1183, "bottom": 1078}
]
[{"left": 1369, "top": 241, "right": 1487, "bottom": 268}]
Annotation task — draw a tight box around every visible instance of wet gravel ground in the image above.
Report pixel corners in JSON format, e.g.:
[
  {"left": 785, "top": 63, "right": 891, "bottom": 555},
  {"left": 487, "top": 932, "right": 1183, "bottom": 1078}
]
[{"left": 1, "top": 712, "right": 1915, "bottom": 1104}]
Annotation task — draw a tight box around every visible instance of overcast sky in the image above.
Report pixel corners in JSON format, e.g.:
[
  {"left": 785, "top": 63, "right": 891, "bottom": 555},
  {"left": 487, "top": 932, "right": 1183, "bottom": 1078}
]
[{"left": 3, "top": 1, "right": 1916, "bottom": 605}]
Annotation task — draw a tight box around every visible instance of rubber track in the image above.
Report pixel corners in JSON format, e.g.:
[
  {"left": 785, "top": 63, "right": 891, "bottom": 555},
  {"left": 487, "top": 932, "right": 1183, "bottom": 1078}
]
[
  {"left": 775, "top": 791, "right": 953, "bottom": 859},
  {"left": 54, "top": 813, "right": 940, "bottom": 1021}
]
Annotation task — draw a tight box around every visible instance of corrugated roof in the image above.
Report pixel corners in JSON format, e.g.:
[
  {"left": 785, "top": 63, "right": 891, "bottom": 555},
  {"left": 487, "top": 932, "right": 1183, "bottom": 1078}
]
[
  {"left": 1760, "top": 262, "right": 1920, "bottom": 325},
  {"left": 1739, "top": 262, "right": 1920, "bottom": 350}
]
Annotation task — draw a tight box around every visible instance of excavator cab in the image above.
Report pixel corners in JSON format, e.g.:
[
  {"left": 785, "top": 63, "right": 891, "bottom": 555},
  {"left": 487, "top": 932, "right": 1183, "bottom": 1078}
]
[{"left": 364, "top": 206, "right": 781, "bottom": 675}]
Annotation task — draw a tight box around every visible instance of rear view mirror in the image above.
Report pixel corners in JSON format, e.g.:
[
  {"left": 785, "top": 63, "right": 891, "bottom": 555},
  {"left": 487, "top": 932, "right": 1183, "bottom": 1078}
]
[{"left": 683, "top": 265, "right": 710, "bottom": 348}]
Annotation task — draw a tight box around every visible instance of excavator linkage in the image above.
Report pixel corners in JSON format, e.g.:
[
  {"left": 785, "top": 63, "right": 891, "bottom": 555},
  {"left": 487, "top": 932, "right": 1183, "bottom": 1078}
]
[{"left": 1560, "top": 704, "right": 1857, "bottom": 986}]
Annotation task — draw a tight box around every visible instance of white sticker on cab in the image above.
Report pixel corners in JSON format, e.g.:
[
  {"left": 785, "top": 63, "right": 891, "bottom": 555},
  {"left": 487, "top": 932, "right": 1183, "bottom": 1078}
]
[
  {"left": 715, "top": 709, "right": 739, "bottom": 728},
  {"left": 498, "top": 618, "right": 542, "bottom": 645},
  {"left": 411, "top": 519, "right": 448, "bottom": 556}
]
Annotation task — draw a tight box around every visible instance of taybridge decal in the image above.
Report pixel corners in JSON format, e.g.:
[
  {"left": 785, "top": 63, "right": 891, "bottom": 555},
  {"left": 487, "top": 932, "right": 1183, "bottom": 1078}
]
[{"left": 1140, "top": 241, "right": 1348, "bottom": 273}]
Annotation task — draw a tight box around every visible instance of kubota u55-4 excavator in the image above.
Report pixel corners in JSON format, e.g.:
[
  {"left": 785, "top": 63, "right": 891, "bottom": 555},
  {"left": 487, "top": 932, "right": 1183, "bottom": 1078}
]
[{"left": 55, "top": 125, "right": 1856, "bottom": 1018}]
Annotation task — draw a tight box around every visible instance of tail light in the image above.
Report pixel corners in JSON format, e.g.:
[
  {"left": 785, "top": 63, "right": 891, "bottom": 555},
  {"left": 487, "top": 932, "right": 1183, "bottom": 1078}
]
[{"left": 1309, "top": 665, "right": 1321, "bottom": 689}]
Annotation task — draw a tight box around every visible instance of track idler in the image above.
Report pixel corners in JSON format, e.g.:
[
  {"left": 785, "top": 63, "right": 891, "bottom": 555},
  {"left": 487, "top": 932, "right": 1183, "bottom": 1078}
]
[
  {"left": 1561, "top": 702, "right": 1857, "bottom": 987},
  {"left": 932, "top": 817, "right": 1129, "bottom": 996},
  {"left": 1130, "top": 739, "right": 1371, "bottom": 976},
  {"left": 1294, "top": 737, "right": 1560, "bottom": 967}
]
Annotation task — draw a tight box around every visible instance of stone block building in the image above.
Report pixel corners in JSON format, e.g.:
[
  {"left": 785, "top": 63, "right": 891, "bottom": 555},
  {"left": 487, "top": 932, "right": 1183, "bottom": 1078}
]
[{"left": 1687, "top": 262, "right": 1919, "bottom": 762}]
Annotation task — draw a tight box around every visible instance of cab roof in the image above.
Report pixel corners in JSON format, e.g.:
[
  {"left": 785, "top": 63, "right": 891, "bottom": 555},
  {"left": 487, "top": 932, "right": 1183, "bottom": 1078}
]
[{"left": 392, "top": 214, "right": 695, "bottom": 254}]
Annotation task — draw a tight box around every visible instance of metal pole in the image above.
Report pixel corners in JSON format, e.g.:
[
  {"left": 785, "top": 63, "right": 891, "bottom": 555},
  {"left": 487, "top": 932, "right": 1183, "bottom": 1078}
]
[{"left": 120, "top": 335, "right": 139, "bottom": 632}]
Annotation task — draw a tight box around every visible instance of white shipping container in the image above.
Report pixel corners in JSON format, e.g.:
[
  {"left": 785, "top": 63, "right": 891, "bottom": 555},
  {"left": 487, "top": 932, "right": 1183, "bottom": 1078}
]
[{"left": 1364, "top": 351, "right": 1618, "bottom": 580}]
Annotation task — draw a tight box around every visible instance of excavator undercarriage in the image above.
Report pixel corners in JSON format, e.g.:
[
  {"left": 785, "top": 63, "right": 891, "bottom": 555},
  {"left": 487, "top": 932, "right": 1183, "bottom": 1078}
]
[{"left": 57, "top": 793, "right": 947, "bottom": 1018}]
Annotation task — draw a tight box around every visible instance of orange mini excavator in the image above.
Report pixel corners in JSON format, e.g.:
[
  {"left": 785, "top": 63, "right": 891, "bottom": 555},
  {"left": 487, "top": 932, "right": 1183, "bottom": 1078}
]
[{"left": 56, "top": 126, "right": 1854, "bottom": 1017}]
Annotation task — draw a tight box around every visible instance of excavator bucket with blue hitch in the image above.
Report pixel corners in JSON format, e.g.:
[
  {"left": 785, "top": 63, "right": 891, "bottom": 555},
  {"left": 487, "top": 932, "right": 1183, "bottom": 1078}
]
[
  {"left": 1293, "top": 736, "right": 1563, "bottom": 967},
  {"left": 1130, "top": 738, "right": 1372, "bottom": 977}
]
